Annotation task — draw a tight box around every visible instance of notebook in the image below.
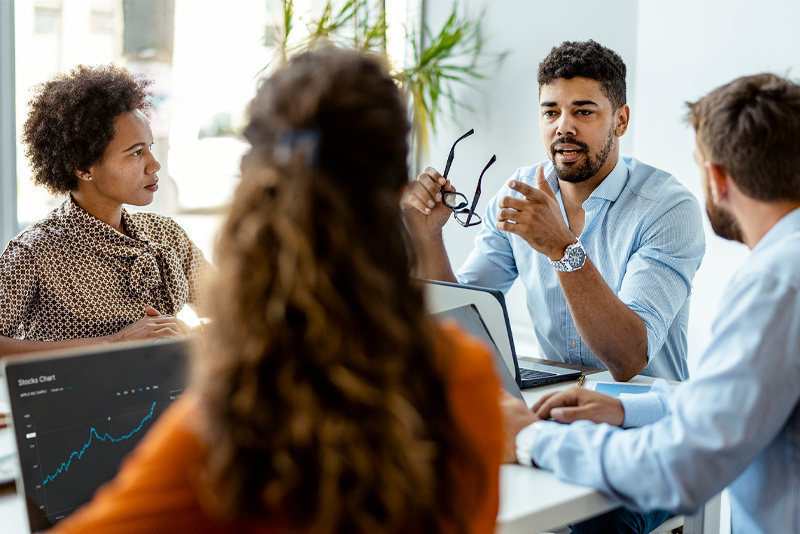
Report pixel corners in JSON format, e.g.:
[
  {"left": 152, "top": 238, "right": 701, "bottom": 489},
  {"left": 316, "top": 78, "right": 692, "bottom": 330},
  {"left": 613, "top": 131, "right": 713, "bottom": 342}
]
[
  {"left": 432, "top": 304, "right": 523, "bottom": 400},
  {"left": 422, "top": 279, "right": 582, "bottom": 388},
  {"left": 2, "top": 339, "right": 191, "bottom": 532}
]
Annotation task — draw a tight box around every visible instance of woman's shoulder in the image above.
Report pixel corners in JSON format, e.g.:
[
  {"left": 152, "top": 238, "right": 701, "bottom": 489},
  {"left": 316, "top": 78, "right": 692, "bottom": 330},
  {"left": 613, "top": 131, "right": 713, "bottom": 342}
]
[
  {"left": 8, "top": 202, "right": 71, "bottom": 251},
  {"left": 434, "top": 320, "right": 498, "bottom": 386}
]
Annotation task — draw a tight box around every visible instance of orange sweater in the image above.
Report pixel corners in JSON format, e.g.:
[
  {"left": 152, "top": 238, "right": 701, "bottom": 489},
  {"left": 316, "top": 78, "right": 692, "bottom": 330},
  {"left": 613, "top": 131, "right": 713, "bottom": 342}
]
[{"left": 49, "top": 322, "right": 503, "bottom": 534}]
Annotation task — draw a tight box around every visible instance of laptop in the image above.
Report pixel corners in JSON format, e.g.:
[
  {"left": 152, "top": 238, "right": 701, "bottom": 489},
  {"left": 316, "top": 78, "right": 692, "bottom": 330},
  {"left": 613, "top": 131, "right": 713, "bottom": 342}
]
[
  {"left": 2, "top": 339, "right": 191, "bottom": 532},
  {"left": 422, "top": 279, "right": 582, "bottom": 388},
  {"left": 432, "top": 304, "right": 523, "bottom": 400}
]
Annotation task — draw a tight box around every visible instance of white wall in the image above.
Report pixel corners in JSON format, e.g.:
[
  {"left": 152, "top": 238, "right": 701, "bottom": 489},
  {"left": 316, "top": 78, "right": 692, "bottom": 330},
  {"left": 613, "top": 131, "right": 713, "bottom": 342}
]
[
  {"left": 631, "top": 0, "right": 800, "bottom": 372},
  {"left": 423, "top": 0, "right": 800, "bottom": 374}
]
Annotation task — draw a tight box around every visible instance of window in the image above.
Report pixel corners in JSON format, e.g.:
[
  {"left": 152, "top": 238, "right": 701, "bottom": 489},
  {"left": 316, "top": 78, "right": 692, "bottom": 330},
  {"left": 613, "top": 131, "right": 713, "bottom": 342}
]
[{"left": 5, "top": 0, "right": 415, "bottom": 258}]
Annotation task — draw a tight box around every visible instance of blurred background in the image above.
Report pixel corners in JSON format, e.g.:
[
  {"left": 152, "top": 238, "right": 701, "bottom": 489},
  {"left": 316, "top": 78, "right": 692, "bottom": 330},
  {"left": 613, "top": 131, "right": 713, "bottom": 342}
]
[{"left": 2, "top": 0, "right": 800, "bottom": 379}]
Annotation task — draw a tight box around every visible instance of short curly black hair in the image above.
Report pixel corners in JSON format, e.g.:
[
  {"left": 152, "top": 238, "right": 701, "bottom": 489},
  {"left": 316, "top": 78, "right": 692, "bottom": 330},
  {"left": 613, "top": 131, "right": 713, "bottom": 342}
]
[
  {"left": 21, "top": 64, "right": 153, "bottom": 195},
  {"left": 537, "top": 40, "right": 626, "bottom": 109}
]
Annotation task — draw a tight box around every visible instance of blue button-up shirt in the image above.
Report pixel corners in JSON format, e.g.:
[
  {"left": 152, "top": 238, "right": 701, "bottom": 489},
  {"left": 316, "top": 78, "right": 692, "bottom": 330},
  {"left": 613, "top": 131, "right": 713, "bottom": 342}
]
[
  {"left": 457, "top": 156, "right": 705, "bottom": 380},
  {"left": 532, "top": 207, "right": 800, "bottom": 533}
]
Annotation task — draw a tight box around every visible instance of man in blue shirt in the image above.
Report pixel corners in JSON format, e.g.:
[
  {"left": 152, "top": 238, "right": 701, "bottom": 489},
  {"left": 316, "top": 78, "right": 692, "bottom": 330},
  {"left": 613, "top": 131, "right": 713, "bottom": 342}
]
[
  {"left": 403, "top": 39, "right": 705, "bottom": 383},
  {"left": 403, "top": 39, "right": 704, "bottom": 533},
  {"left": 503, "top": 73, "right": 800, "bottom": 533}
]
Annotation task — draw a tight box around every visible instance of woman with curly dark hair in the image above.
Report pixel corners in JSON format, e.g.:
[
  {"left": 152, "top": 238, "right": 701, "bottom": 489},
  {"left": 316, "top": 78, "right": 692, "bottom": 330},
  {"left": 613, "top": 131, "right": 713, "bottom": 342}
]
[
  {"left": 0, "top": 64, "right": 211, "bottom": 357},
  {"left": 49, "top": 48, "right": 502, "bottom": 534}
]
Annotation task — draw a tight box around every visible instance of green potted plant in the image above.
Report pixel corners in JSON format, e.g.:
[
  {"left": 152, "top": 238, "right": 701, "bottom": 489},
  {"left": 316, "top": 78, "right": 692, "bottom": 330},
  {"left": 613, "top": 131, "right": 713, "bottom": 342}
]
[{"left": 261, "top": 0, "right": 502, "bottom": 172}]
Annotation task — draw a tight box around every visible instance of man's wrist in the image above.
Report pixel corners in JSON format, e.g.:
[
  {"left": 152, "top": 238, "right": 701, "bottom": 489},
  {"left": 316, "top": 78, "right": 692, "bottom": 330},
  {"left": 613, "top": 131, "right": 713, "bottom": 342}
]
[
  {"left": 547, "top": 238, "right": 577, "bottom": 262},
  {"left": 549, "top": 239, "right": 587, "bottom": 272},
  {"left": 515, "top": 420, "right": 545, "bottom": 467}
]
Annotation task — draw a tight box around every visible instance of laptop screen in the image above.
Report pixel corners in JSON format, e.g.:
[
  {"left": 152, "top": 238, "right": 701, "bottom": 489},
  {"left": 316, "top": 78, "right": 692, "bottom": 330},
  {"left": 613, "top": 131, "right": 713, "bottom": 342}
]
[
  {"left": 3, "top": 339, "right": 190, "bottom": 532},
  {"left": 432, "top": 304, "right": 524, "bottom": 401}
]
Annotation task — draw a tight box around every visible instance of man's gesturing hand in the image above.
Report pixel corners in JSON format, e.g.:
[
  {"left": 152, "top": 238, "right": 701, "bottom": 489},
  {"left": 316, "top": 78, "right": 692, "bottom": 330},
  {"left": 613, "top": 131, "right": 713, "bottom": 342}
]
[
  {"left": 496, "top": 166, "right": 576, "bottom": 260},
  {"left": 532, "top": 386, "right": 625, "bottom": 426}
]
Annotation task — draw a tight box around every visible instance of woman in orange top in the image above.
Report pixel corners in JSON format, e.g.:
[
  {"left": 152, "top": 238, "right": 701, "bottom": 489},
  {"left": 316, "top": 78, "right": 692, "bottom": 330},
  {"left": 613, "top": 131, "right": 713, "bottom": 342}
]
[{"left": 49, "top": 47, "right": 502, "bottom": 534}]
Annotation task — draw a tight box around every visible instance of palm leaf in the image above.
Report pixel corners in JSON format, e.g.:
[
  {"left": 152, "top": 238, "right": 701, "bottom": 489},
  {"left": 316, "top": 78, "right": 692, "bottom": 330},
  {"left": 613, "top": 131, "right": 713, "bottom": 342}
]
[{"left": 261, "top": 0, "right": 505, "bottom": 169}]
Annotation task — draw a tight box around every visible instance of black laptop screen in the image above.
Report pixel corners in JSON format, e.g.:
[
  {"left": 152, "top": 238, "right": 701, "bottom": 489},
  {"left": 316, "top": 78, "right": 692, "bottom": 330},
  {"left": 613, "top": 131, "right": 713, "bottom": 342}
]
[{"left": 4, "top": 340, "right": 189, "bottom": 531}]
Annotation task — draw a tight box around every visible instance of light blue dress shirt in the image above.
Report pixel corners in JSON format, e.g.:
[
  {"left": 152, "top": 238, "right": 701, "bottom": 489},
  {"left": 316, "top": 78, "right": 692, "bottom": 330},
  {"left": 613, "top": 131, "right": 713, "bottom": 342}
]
[
  {"left": 532, "top": 207, "right": 800, "bottom": 533},
  {"left": 456, "top": 156, "right": 705, "bottom": 380}
]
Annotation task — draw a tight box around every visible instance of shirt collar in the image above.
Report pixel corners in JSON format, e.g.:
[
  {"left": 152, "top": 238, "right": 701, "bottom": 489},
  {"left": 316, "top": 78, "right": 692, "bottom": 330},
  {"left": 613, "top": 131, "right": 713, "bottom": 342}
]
[
  {"left": 542, "top": 155, "right": 627, "bottom": 204},
  {"left": 588, "top": 156, "right": 627, "bottom": 202},
  {"left": 64, "top": 194, "right": 147, "bottom": 243},
  {"left": 751, "top": 205, "right": 800, "bottom": 255}
]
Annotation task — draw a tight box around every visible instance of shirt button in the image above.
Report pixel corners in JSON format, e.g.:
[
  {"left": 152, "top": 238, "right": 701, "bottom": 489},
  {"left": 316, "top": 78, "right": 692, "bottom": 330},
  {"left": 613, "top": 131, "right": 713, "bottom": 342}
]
[{"left": 570, "top": 341, "right": 577, "bottom": 348}]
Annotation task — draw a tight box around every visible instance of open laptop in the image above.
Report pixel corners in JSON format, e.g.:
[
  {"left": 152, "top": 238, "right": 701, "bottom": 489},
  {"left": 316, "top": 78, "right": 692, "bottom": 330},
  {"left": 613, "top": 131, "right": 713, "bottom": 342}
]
[
  {"left": 432, "top": 304, "right": 524, "bottom": 401},
  {"left": 2, "top": 339, "right": 191, "bottom": 532},
  {"left": 422, "top": 279, "right": 581, "bottom": 388}
]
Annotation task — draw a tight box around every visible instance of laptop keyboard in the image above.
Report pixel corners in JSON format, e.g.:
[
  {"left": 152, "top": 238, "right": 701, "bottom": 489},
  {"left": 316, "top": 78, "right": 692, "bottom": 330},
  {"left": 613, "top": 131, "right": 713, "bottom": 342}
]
[{"left": 519, "top": 368, "right": 557, "bottom": 380}]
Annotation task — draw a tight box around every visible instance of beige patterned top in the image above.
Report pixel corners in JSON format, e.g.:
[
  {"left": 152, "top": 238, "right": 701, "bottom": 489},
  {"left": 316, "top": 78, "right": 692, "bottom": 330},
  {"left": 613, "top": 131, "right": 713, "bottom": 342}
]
[{"left": 0, "top": 195, "right": 211, "bottom": 341}]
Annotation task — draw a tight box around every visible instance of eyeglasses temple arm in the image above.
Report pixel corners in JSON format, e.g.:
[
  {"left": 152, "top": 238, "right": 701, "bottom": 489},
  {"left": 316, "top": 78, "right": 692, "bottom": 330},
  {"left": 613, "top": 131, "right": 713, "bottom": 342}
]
[
  {"left": 441, "top": 128, "right": 475, "bottom": 182},
  {"left": 464, "top": 154, "right": 496, "bottom": 226}
]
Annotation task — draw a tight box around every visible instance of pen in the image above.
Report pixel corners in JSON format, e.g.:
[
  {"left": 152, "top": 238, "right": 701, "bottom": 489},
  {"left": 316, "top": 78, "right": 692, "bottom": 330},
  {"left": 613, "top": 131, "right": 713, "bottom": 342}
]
[{"left": 578, "top": 375, "right": 585, "bottom": 388}]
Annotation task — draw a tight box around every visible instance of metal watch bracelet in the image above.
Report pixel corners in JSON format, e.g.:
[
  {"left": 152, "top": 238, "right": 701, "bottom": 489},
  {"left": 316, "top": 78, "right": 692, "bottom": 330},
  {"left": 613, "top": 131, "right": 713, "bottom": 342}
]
[{"left": 515, "top": 421, "right": 545, "bottom": 467}]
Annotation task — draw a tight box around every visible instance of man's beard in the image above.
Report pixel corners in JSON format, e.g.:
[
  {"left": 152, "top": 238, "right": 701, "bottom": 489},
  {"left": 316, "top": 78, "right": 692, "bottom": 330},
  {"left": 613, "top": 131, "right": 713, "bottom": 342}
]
[
  {"left": 550, "top": 125, "right": 616, "bottom": 184},
  {"left": 706, "top": 193, "right": 744, "bottom": 243}
]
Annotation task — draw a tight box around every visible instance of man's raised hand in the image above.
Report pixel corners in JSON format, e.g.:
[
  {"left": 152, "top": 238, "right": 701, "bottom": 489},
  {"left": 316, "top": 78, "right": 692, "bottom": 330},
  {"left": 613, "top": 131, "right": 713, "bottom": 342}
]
[{"left": 496, "top": 166, "right": 575, "bottom": 260}]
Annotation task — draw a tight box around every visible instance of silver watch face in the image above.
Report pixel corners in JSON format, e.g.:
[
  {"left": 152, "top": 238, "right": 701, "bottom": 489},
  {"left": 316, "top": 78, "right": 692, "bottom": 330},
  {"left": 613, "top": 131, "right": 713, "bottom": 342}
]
[
  {"left": 550, "top": 242, "right": 586, "bottom": 272},
  {"left": 566, "top": 244, "right": 586, "bottom": 270}
]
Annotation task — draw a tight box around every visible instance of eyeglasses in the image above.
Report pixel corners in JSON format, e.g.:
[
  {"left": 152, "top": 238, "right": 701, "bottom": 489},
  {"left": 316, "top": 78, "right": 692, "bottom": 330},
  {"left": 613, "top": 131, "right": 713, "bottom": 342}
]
[{"left": 440, "top": 129, "right": 496, "bottom": 227}]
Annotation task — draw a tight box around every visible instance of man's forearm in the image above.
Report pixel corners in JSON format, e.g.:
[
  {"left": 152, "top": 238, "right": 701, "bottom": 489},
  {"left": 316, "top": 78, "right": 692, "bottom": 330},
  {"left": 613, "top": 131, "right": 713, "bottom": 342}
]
[
  {"left": 557, "top": 258, "right": 648, "bottom": 381},
  {"left": 411, "top": 231, "right": 458, "bottom": 283}
]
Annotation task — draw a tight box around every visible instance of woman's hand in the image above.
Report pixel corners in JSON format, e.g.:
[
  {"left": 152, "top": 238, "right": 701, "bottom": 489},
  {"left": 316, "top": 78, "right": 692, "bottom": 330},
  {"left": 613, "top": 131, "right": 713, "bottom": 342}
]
[{"left": 109, "top": 306, "right": 190, "bottom": 343}]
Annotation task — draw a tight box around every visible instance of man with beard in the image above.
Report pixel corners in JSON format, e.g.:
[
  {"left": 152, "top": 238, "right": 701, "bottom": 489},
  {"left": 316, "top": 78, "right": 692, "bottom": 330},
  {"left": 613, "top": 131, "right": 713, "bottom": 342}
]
[
  {"left": 501, "top": 72, "right": 800, "bottom": 534},
  {"left": 403, "top": 39, "right": 705, "bottom": 383}
]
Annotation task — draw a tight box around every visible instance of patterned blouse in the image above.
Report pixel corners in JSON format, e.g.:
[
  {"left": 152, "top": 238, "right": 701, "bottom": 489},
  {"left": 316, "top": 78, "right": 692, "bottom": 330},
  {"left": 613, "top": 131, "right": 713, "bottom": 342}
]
[{"left": 0, "top": 195, "right": 211, "bottom": 341}]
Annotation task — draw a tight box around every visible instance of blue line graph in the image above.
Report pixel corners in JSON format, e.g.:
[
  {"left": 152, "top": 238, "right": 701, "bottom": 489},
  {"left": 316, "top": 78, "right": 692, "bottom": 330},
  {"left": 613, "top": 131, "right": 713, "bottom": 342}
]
[{"left": 42, "top": 402, "right": 157, "bottom": 485}]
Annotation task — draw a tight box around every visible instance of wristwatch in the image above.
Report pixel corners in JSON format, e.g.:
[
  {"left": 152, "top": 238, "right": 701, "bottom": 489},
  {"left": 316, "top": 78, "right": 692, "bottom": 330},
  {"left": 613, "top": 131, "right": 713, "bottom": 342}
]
[
  {"left": 515, "top": 421, "right": 545, "bottom": 467},
  {"left": 549, "top": 240, "right": 587, "bottom": 272}
]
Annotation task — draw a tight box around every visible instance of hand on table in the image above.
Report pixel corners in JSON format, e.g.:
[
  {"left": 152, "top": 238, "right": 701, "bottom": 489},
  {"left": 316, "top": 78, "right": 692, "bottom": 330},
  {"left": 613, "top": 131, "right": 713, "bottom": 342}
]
[
  {"left": 533, "top": 386, "right": 625, "bottom": 426},
  {"left": 500, "top": 391, "right": 541, "bottom": 463},
  {"left": 496, "top": 166, "right": 576, "bottom": 260},
  {"left": 109, "top": 306, "right": 191, "bottom": 343}
]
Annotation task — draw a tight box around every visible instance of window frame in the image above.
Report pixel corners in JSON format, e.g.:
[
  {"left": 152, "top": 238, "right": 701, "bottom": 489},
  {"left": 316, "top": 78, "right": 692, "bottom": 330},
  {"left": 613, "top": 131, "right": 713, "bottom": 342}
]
[{"left": 0, "top": 0, "right": 17, "bottom": 250}]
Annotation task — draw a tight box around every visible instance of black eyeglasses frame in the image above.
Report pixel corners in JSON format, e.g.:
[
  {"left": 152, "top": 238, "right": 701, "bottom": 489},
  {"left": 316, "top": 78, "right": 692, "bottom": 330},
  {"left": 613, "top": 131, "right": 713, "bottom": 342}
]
[
  {"left": 443, "top": 154, "right": 496, "bottom": 227},
  {"left": 439, "top": 129, "right": 495, "bottom": 228}
]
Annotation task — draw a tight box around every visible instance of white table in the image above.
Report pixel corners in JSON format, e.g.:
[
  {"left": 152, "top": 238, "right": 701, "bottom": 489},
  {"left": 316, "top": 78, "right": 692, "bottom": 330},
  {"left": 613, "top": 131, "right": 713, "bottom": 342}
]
[
  {"left": 496, "top": 370, "right": 661, "bottom": 533},
  {"left": 0, "top": 371, "right": 656, "bottom": 534}
]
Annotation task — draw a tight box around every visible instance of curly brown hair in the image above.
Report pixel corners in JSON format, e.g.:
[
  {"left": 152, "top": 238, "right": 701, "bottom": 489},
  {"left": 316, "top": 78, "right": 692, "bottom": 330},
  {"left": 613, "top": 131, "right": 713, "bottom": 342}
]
[
  {"left": 538, "top": 40, "right": 627, "bottom": 109},
  {"left": 20, "top": 64, "right": 152, "bottom": 195},
  {"left": 196, "top": 47, "right": 483, "bottom": 534}
]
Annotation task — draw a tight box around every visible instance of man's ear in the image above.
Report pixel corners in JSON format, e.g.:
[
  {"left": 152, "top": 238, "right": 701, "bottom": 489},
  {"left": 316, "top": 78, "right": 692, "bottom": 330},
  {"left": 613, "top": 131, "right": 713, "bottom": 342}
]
[
  {"left": 614, "top": 104, "right": 630, "bottom": 137},
  {"left": 705, "top": 162, "right": 730, "bottom": 204}
]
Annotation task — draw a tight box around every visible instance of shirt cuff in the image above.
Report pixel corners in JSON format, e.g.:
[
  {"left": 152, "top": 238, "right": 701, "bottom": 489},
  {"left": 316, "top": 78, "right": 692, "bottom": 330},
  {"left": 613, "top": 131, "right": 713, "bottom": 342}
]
[
  {"left": 530, "top": 420, "right": 563, "bottom": 470},
  {"left": 620, "top": 391, "right": 669, "bottom": 428}
]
